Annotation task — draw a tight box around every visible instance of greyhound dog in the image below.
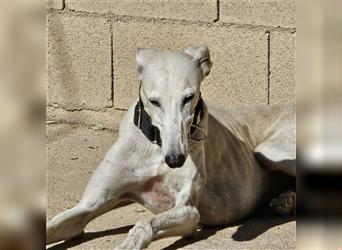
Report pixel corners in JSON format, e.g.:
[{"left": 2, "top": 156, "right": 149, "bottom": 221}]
[{"left": 47, "top": 46, "right": 296, "bottom": 249}]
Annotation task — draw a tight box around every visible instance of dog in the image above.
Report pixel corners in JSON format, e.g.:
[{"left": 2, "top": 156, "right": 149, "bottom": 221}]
[{"left": 47, "top": 46, "right": 296, "bottom": 249}]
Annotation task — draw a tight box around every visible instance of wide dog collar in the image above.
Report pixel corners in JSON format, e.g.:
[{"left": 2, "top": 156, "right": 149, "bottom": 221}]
[{"left": 133, "top": 96, "right": 204, "bottom": 146}]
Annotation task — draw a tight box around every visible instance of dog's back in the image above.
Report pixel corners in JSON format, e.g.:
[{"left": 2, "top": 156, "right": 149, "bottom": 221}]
[{"left": 206, "top": 102, "right": 295, "bottom": 150}]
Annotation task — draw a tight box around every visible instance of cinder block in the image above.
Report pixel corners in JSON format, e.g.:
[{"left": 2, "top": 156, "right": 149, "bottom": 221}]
[
  {"left": 66, "top": 0, "right": 217, "bottom": 22},
  {"left": 48, "top": 14, "right": 112, "bottom": 109},
  {"left": 47, "top": 0, "right": 63, "bottom": 10},
  {"left": 47, "top": 106, "right": 126, "bottom": 131},
  {"left": 270, "top": 31, "right": 295, "bottom": 104},
  {"left": 113, "top": 21, "right": 268, "bottom": 109},
  {"left": 220, "top": 0, "right": 296, "bottom": 28}
]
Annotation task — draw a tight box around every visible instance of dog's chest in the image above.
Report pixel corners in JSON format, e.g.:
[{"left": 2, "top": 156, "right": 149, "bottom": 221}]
[{"left": 140, "top": 176, "right": 175, "bottom": 214}]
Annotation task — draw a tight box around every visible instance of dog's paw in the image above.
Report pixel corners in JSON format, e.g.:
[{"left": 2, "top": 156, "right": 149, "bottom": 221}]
[
  {"left": 46, "top": 221, "right": 84, "bottom": 245},
  {"left": 270, "top": 190, "right": 296, "bottom": 216},
  {"left": 183, "top": 228, "right": 199, "bottom": 239},
  {"left": 115, "top": 221, "right": 153, "bottom": 250}
]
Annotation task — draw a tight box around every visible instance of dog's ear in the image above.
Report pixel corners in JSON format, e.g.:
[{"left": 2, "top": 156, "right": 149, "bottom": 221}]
[
  {"left": 184, "top": 46, "right": 212, "bottom": 77},
  {"left": 136, "top": 48, "right": 158, "bottom": 79}
]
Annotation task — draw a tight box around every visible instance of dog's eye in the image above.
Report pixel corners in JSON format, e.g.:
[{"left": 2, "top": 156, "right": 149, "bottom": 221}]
[
  {"left": 149, "top": 99, "right": 160, "bottom": 107},
  {"left": 183, "top": 94, "right": 194, "bottom": 106}
]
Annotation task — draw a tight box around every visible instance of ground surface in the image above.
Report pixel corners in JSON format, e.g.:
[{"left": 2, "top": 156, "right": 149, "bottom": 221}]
[{"left": 47, "top": 123, "right": 296, "bottom": 250}]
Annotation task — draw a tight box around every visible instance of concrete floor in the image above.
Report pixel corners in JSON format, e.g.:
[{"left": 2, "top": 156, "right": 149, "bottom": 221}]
[{"left": 47, "top": 123, "right": 296, "bottom": 250}]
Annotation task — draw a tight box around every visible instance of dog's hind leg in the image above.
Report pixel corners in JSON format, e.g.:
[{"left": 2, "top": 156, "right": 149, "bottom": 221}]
[
  {"left": 254, "top": 111, "right": 296, "bottom": 177},
  {"left": 254, "top": 138, "right": 296, "bottom": 177},
  {"left": 47, "top": 143, "right": 133, "bottom": 245},
  {"left": 254, "top": 120, "right": 296, "bottom": 216}
]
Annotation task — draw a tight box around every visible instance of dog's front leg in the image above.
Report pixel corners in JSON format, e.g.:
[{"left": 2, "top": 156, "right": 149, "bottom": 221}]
[
  {"left": 47, "top": 138, "right": 137, "bottom": 245},
  {"left": 116, "top": 205, "right": 199, "bottom": 250}
]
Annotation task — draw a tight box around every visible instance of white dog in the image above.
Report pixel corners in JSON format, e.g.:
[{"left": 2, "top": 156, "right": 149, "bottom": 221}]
[{"left": 47, "top": 46, "right": 296, "bottom": 249}]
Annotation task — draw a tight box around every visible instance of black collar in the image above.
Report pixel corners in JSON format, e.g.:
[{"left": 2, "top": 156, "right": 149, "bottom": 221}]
[{"left": 134, "top": 97, "right": 204, "bottom": 146}]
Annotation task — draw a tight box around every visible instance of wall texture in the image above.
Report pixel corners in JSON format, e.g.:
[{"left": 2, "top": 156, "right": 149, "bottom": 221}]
[{"left": 47, "top": 0, "right": 296, "bottom": 130}]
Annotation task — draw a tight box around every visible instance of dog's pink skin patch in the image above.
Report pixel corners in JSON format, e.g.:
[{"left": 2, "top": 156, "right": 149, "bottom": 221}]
[{"left": 141, "top": 176, "right": 175, "bottom": 214}]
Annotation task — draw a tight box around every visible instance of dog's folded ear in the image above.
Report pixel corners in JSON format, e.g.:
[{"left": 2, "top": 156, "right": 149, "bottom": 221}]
[
  {"left": 136, "top": 48, "right": 158, "bottom": 79},
  {"left": 184, "top": 46, "right": 212, "bottom": 77}
]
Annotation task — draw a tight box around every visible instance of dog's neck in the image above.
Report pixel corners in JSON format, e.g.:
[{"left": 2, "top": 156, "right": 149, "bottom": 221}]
[{"left": 133, "top": 97, "right": 205, "bottom": 146}]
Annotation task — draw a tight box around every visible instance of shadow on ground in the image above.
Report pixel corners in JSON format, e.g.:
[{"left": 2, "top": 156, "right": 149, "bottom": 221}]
[
  {"left": 162, "top": 213, "right": 295, "bottom": 249},
  {"left": 231, "top": 213, "right": 295, "bottom": 242},
  {"left": 48, "top": 212, "right": 295, "bottom": 250},
  {"left": 47, "top": 225, "right": 133, "bottom": 250}
]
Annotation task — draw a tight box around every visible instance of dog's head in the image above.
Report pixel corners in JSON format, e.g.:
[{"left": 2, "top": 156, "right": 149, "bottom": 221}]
[{"left": 136, "top": 46, "right": 212, "bottom": 168}]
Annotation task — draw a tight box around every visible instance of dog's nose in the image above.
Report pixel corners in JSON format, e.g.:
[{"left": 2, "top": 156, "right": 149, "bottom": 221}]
[{"left": 165, "top": 154, "right": 186, "bottom": 168}]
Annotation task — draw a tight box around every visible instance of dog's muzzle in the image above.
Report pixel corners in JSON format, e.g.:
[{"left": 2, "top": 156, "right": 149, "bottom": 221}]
[{"left": 165, "top": 154, "right": 186, "bottom": 168}]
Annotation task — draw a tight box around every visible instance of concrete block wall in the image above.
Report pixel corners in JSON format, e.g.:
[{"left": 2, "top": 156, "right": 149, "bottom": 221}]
[{"left": 47, "top": 0, "right": 296, "bottom": 131}]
